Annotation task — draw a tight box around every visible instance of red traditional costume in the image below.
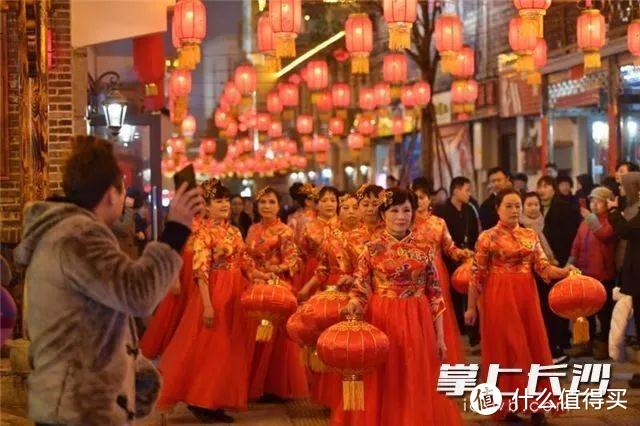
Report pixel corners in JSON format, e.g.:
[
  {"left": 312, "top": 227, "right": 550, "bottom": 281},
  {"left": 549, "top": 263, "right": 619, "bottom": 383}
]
[
  {"left": 289, "top": 208, "right": 316, "bottom": 293},
  {"left": 156, "top": 219, "right": 256, "bottom": 411},
  {"left": 333, "top": 231, "right": 462, "bottom": 426},
  {"left": 298, "top": 215, "right": 339, "bottom": 293},
  {"left": 471, "top": 221, "right": 557, "bottom": 420},
  {"left": 346, "top": 222, "right": 384, "bottom": 258},
  {"left": 413, "top": 211, "right": 467, "bottom": 364},
  {"left": 139, "top": 217, "right": 202, "bottom": 359},
  {"left": 246, "top": 219, "right": 309, "bottom": 399}
]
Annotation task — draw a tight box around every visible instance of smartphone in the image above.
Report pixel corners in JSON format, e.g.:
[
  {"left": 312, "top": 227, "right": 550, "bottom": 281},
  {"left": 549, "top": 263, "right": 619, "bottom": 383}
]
[{"left": 173, "top": 164, "right": 196, "bottom": 191}]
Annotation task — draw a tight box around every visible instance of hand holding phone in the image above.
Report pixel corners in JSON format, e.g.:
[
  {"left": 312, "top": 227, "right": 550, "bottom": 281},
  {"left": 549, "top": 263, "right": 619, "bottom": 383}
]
[{"left": 173, "top": 164, "right": 196, "bottom": 191}]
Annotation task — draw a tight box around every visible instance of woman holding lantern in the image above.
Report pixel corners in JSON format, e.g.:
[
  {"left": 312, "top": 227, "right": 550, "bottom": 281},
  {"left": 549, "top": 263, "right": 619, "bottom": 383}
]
[
  {"left": 246, "top": 187, "right": 309, "bottom": 401},
  {"left": 339, "top": 188, "right": 462, "bottom": 426},
  {"left": 411, "top": 179, "right": 474, "bottom": 364},
  {"left": 464, "top": 188, "right": 575, "bottom": 423},
  {"left": 156, "top": 180, "right": 263, "bottom": 423}
]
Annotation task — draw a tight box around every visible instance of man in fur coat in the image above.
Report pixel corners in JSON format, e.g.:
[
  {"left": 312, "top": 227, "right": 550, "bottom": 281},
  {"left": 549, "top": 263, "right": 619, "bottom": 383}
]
[{"left": 14, "top": 136, "right": 203, "bottom": 425}]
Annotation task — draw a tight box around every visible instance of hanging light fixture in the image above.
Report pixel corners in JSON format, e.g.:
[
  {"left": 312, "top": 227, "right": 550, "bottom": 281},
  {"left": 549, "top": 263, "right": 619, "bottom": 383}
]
[
  {"left": 374, "top": 82, "right": 391, "bottom": 108},
  {"left": 577, "top": 7, "right": 606, "bottom": 71},
  {"left": 329, "top": 117, "right": 345, "bottom": 137},
  {"left": 413, "top": 81, "right": 431, "bottom": 107},
  {"left": 513, "top": 0, "right": 551, "bottom": 38},
  {"left": 172, "top": 0, "right": 207, "bottom": 70},
  {"left": 383, "top": 0, "right": 417, "bottom": 50},
  {"left": 359, "top": 86, "right": 376, "bottom": 111},
  {"left": 392, "top": 115, "right": 404, "bottom": 143},
  {"left": 235, "top": 64, "right": 257, "bottom": 95},
  {"left": 269, "top": 0, "right": 302, "bottom": 58},
  {"left": 267, "top": 90, "right": 283, "bottom": 114},
  {"left": 222, "top": 81, "right": 241, "bottom": 106},
  {"left": 297, "top": 114, "right": 313, "bottom": 134},
  {"left": 434, "top": 13, "right": 463, "bottom": 74},
  {"left": 401, "top": 85, "right": 416, "bottom": 109},
  {"left": 214, "top": 108, "right": 231, "bottom": 129},
  {"left": 279, "top": 82, "right": 299, "bottom": 107},
  {"left": 383, "top": 53, "right": 408, "bottom": 85},
  {"left": 345, "top": 13, "right": 373, "bottom": 74},
  {"left": 509, "top": 16, "right": 538, "bottom": 72},
  {"left": 258, "top": 13, "right": 280, "bottom": 72},
  {"left": 306, "top": 60, "right": 329, "bottom": 91},
  {"left": 102, "top": 88, "right": 128, "bottom": 136},
  {"left": 451, "top": 45, "right": 475, "bottom": 79},
  {"left": 348, "top": 132, "right": 365, "bottom": 151},
  {"left": 527, "top": 38, "right": 548, "bottom": 85},
  {"left": 169, "top": 69, "right": 192, "bottom": 97},
  {"left": 332, "top": 83, "right": 351, "bottom": 109},
  {"left": 181, "top": 114, "right": 197, "bottom": 138}
]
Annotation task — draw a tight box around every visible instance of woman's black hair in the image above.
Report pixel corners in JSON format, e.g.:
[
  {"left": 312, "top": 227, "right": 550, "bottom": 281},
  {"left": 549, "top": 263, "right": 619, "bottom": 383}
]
[
  {"left": 523, "top": 191, "right": 543, "bottom": 213},
  {"left": 254, "top": 187, "right": 281, "bottom": 222},
  {"left": 379, "top": 188, "right": 418, "bottom": 217},
  {"left": 230, "top": 194, "right": 243, "bottom": 202},
  {"left": 357, "top": 184, "right": 383, "bottom": 203},
  {"left": 202, "top": 179, "right": 230, "bottom": 203},
  {"left": 289, "top": 182, "right": 309, "bottom": 206},
  {"left": 411, "top": 179, "right": 431, "bottom": 197},
  {"left": 318, "top": 186, "right": 340, "bottom": 213},
  {"left": 495, "top": 188, "right": 523, "bottom": 209}
]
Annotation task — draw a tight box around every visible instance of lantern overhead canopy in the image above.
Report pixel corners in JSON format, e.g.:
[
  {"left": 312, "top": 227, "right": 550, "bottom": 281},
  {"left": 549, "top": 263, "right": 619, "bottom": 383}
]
[
  {"left": 269, "top": 0, "right": 302, "bottom": 58},
  {"left": 172, "top": 0, "right": 207, "bottom": 70},
  {"left": 577, "top": 8, "right": 606, "bottom": 71},
  {"left": 383, "top": 0, "right": 417, "bottom": 51},
  {"left": 345, "top": 13, "right": 373, "bottom": 74},
  {"left": 434, "top": 13, "right": 464, "bottom": 74},
  {"left": 527, "top": 38, "right": 548, "bottom": 85},
  {"left": 413, "top": 81, "right": 431, "bottom": 106},
  {"left": 297, "top": 114, "right": 313, "bottom": 134},
  {"left": 348, "top": 132, "right": 365, "bottom": 150},
  {"left": 329, "top": 117, "right": 345, "bottom": 136},
  {"left": 267, "top": 90, "right": 283, "bottom": 114},
  {"left": 279, "top": 82, "right": 299, "bottom": 107}
]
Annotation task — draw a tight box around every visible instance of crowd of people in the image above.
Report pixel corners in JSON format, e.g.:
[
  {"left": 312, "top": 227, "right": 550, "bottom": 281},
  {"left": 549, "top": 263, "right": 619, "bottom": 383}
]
[{"left": 15, "top": 136, "right": 640, "bottom": 425}]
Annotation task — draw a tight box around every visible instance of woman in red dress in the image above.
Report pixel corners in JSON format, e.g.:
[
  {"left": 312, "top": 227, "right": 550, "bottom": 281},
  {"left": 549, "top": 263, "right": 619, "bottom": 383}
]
[
  {"left": 411, "top": 180, "right": 473, "bottom": 364},
  {"left": 247, "top": 187, "right": 310, "bottom": 401},
  {"left": 347, "top": 184, "right": 385, "bottom": 255},
  {"left": 288, "top": 183, "right": 317, "bottom": 293},
  {"left": 339, "top": 188, "right": 463, "bottom": 426},
  {"left": 155, "top": 180, "right": 266, "bottom": 423},
  {"left": 464, "top": 189, "right": 574, "bottom": 423}
]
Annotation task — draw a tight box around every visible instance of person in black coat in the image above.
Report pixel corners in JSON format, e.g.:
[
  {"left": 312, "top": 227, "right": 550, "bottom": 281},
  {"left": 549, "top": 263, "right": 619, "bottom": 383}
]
[
  {"left": 478, "top": 167, "right": 511, "bottom": 231},
  {"left": 537, "top": 176, "right": 581, "bottom": 360},
  {"left": 230, "top": 194, "right": 252, "bottom": 239}
]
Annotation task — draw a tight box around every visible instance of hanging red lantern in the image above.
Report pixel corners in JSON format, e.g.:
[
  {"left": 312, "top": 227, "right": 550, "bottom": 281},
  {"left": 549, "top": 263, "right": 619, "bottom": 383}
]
[
  {"left": 383, "top": 0, "right": 417, "bottom": 51},
  {"left": 527, "top": 38, "right": 548, "bottom": 85},
  {"left": 167, "top": 136, "right": 186, "bottom": 155},
  {"left": 162, "top": 157, "right": 177, "bottom": 175},
  {"left": 172, "top": 0, "right": 207, "bottom": 70},
  {"left": 374, "top": 82, "right": 391, "bottom": 108},
  {"left": 332, "top": 83, "right": 351, "bottom": 109},
  {"left": 240, "top": 136, "right": 253, "bottom": 153},
  {"left": 329, "top": 117, "right": 345, "bottom": 137},
  {"left": 258, "top": 13, "right": 280, "bottom": 72},
  {"left": 268, "top": 121, "right": 283, "bottom": 138},
  {"left": 451, "top": 260, "right": 472, "bottom": 294},
  {"left": 214, "top": 108, "right": 231, "bottom": 129},
  {"left": 357, "top": 117, "right": 375, "bottom": 136},
  {"left": 223, "top": 81, "right": 242, "bottom": 106},
  {"left": 577, "top": 8, "right": 606, "bottom": 71},
  {"left": 513, "top": 0, "right": 551, "bottom": 38},
  {"left": 451, "top": 45, "right": 475, "bottom": 79},
  {"left": 348, "top": 132, "right": 365, "bottom": 150},
  {"left": 345, "top": 13, "right": 373, "bottom": 74},
  {"left": 200, "top": 137, "right": 216, "bottom": 156},
  {"left": 181, "top": 114, "right": 197, "bottom": 137},
  {"left": 391, "top": 115, "right": 404, "bottom": 142},
  {"left": 451, "top": 79, "right": 478, "bottom": 114},
  {"left": 306, "top": 60, "right": 329, "bottom": 91},
  {"left": 133, "top": 34, "right": 165, "bottom": 110},
  {"left": 302, "top": 136, "right": 314, "bottom": 153},
  {"left": 629, "top": 19, "right": 640, "bottom": 58},
  {"left": 235, "top": 64, "right": 257, "bottom": 95},
  {"left": 269, "top": 0, "right": 302, "bottom": 58},
  {"left": 509, "top": 16, "right": 538, "bottom": 72},
  {"left": 169, "top": 69, "right": 192, "bottom": 97},
  {"left": 434, "top": 13, "right": 463, "bottom": 74},
  {"left": 267, "top": 90, "right": 283, "bottom": 114},
  {"left": 313, "top": 134, "right": 329, "bottom": 152},
  {"left": 279, "top": 83, "right": 299, "bottom": 107},
  {"left": 256, "top": 113, "right": 271, "bottom": 132},
  {"left": 297, "top": 114, "right": 313, "bottom": 134},
  {"left": 413, "top": 80, "right": 431, "bottom": 107},
  {"left": 224, "top": 119, "right": 238, "bottom": 138},
  {"left": 382, "top": 53, "right": 408, "bottom": 85},
  {"left": 401, "top": 85, "right": 416, "bottom": 108},
  {"left": 317, "top": 318, "right": 390, "bottom": 411},
  {"left": 358, "top": 86, "right": 376, "bottom": 111},
  {"left": 549, "top": 271, "right": 606, "bottom": 345},
  {"left": 315, "top": 91, "right": 333, "bottom": 113},
  {"left": 241, "top": 279, "right": 297, "bottom": 341}
]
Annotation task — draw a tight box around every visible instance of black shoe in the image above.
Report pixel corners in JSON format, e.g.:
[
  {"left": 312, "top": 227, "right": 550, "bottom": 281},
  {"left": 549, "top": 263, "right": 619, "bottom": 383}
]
[
  {"left": 257, "top": 393, "right": 285, "bottom": 403},
  {"left": 531, "top": 412, "right": 546, "bottom": 425},
  {"left": 211, "top": 410, "right": 234, "bottom": 423},
  {"left": 188, "top": 406, "right": 234, "bottom": 423}
]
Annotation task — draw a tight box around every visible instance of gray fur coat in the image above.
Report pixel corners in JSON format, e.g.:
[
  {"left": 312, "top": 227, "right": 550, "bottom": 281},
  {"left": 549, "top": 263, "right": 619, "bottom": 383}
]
[{"left": 14, "top": 202, "right": 182, "bottom": 425}]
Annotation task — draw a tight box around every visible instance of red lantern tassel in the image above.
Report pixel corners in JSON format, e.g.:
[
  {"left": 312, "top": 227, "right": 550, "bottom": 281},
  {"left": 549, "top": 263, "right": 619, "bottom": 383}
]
[
  {"left": 351, "top": 53, "right": 370, "bottom": 74},
  {"left": 526, "top": 71, "right": 541, "bottom": 86},
  {"left": 342, "top": 374, "right": 365, "bottom": 411},
  {"left": 520, "top": 12, "right": 545, "bottom": 38},
  {"left": 276, "top": 34, "right": 297, "bottom": 58},
  {"left": 440, "top": 51, "right": 456, "bottom": 74},
  {"left": 256, "top": 319, "right": 274, "bottom": 342},
  {"left": 309, "top": 349, "right": 327, "bottom": 373},
  {"left": 178, "top": 44, "right": 201, "bottom": 70},
  {"left": 583, "top": 50, "right": 601, "bottom": 71},
  {"left": 263, "top": 54, "right": 281, "bottom": 73},
  {"left": 516, "top": 54, "right": 535, "bottom": 73},
  {"left": 572, "top": 317, "right": 590, "bottom": 345},
  {"left": 388, "top": 22, "right": 412, "bottom": 51}
]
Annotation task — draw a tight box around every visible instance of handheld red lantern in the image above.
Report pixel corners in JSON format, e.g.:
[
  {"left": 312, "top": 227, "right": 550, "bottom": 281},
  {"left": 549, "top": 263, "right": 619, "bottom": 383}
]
[
  {"left": 297, "top": 114, "right": 313, "bottom": 135},
  {"left": 235, "top": 64, "right": 257, "bottom": 95},
  {"left": 345, "top": 13, "right": 373, "bottom": 74},
  {"left": 269, "top": 0, "right": 302, "bottom": 58},
  {"left": 383, "top": 0, "right": 417, "bottom": 51},
  {"left": 241, "top": 279, "right": 298, "bottom": 341},
  {"left": 577, "top": 8, "right": 606, "bottom": 71},
  {"left": 172, "top": 0, "right": 207, "bottom": 70},
  {"left": 451, "top": 260, "right": 472, "bottom": 294},
  {"left": 434, "top": 13, "right": 463, "bottom": 74}
]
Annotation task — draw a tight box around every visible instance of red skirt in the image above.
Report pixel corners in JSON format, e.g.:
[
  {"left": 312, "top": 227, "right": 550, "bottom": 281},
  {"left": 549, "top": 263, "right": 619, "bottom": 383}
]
[
  {"left": 139, "top": 249, "right": 194, "bottom": 359},
  {"left": 434, "top": 252, "right": 465, "bottom": 364},
  {"left": 479, "top": 272, "right": 556, "bottom": 419},
  {"left": 291, "top": 255, "right": 319, "bottom": 294},
  {"left": 156, "top": 268, "right": 255, "bottom": 411},
  {"left": 330, "top": 294, "right": 462, "bottom": 426}
]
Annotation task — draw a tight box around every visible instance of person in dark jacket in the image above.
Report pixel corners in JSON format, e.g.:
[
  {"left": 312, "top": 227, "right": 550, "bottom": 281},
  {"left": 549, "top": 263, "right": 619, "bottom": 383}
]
[
  {"left": 557, "top": 175, "right": 578, "bottom": 208},
  {"left": 537, "top": 176, "right": 582, "bottom": 361},
  {"left": 607, "top": 172, "right": 640, "bottom": 387},
  {"left": 575, "top": 173, "right": 595, "bottom": 209},
  {"left": 478, "top": 167, "right": 511, "bottom": 231},
  {"left": 230, "top": 194, "right": 252, "bottom": 239}
]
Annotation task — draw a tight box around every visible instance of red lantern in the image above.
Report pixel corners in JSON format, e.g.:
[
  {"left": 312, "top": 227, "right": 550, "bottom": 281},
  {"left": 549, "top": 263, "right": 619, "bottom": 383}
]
[
  {"left": 241, "top": 279, "right": 297, "bottom": 341},
  {"left": 224, "top": 119, "right": 238, "bottom": 138},
  {"left": 268, "top": 121, "right": 283, "bottom": 138},
  {"left": 329, "top": 117, "right": 345, "bottom": 137},
  {"left": 269, "top": 0, "right": 302, "bottom": 58},
  {"left": 358, "top": 86, "right": 376, "bottom": 111},
  {"left": 549, "top": 271, "right": 607, "bottom": 344},
  {"left": 332, "top": 83, "right": 351, "bottom": 109},
  {"left": 162, "top": 157, "right": 177, "bottom": 175},
  {"left": 279, "top": 83, "right": 299, "bottom": 107},
  {"left": 383, "top": 53, "right": 408, "bottom": 85},
  {"left": 374, "top": 82, "right": 391, "bottom": 108},
  {"left": 315, "top": 91, "right": 333, "bottom": 113},
  {"left": 527, "top": 38, "right": 548, "bottom": 86},
  {"left": 258, "top": 13, "right": 280, "bottom": 72},
  {"left": 169, "top": 69, "right": 192, "bottom": 97},
  {"left": 629, "top": 19, "right": 640, "bottom": 57},
  {"left": 302, "top": 136, "right": 314, "bottom": 153},
  {"left": 345, "top": 13, "right": 373, "bottom": 74},
  {"left": 223, "top": 81, "right": 242, "bottom": 106},
  {"left": 348, "top": 132, "right": 365, "bottom": 150},
  {"left": 391, "top": 115, "right": 404, "bottom": 142},
  {"left": 383, "top": 0, "right": 417, "bottom": 51},
  {"left": 167, "top": 136, "right": 186, "bottom": 155},
  {"left": 451, "top": 45, "right": 475, "bottom": 79},
  {"left": 313, "top": 134, "right": 329, "bottom": 153},
  {"left": 509, "top": 17, "right": 538, "bottom": 72},
  {"left": 172, "top": 0, "right": 207, "bottom": 70},
  {"left": 297, "top": 114, "right": 313, "bottom": 135},
  {"left": 267, "top": 90, "right": 283, "bottom": 114},
  {"left": 214, "top": 108, "right": 231, "bottom": 129},
  {"left": 513, "top": 0, "right": 551, "bottom": 37},
  {"left": 401, "top": 85, "right": 416, "bottom": 108},
  {"left": 413, "top": 81, "right": 431, "bottom": 107},
  {"left": 200, "top": 138, "right": 216, "bottom": 155},
  {"left": 133, "top": 34, "right": 165, "bottom": 110},
  {"left": 235, "top": 64, "right": 257, "bottom": 95},
  {"left": 577, "top": 8, "right": 606, "bottom": 71},
  {"left": 306, "top": 60, "right": 329, "bottom": 91},
  {"left": 256, "top": 113, "right": 271, "bottom": 132},
  {"left": 181, "top": 114, "right": 197, "bottom": 137},
  {"left": 286, "top": 307, "right": 321, "bottom": 350},
  {"left": 357, "top": 117, "right": 375, "bottom": 136},
  {"left": 303, "top": 288, "right": 350, "bottom": 332},
  {"left": 240, "top": 136, "right": 253, "bottom": 153},
  {"left": 317, "top": 319, "right": 390, "bottom": 411},
  {"left": 451, "top": 260, "right": 472, "bottom": 294},
  {"left": 434, "top": 14, "right": 463, "bottom": 74},
  {"left": 451, "top": 79, "right": 478, "bottom": 114}
]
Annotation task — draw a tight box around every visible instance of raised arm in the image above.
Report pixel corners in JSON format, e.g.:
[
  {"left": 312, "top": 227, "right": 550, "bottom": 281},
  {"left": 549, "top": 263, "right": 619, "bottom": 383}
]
[{"left": 346, "top": 245, "right": 374, "bottom": 316}]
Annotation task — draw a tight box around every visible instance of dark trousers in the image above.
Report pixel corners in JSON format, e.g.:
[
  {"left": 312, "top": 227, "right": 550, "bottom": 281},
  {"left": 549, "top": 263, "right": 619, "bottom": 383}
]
[
  {"left": 536, "top": 276, "right": 571, "bottom": 356},
  {"left": 588, "top": 279, "right": 615, "bottom": 342}
]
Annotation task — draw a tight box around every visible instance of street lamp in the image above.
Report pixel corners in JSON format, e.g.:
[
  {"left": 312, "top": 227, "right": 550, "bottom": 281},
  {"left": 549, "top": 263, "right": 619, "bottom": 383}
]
[
  {"left": 102, "top": 88, "right": 128, "bottom": 136},
  {"left": 87, "top": 71, "right": 128, "bottom": 137}
]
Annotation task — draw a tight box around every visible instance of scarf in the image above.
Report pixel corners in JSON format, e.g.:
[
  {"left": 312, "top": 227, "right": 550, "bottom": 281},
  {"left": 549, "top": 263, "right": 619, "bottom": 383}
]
[{"left": 519, "top": 213, "right": 557, "bottom": 265}]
